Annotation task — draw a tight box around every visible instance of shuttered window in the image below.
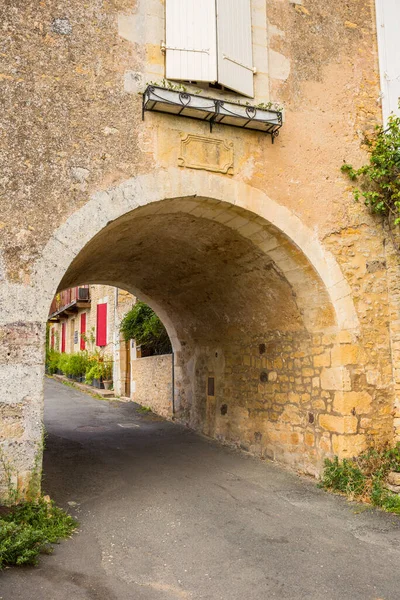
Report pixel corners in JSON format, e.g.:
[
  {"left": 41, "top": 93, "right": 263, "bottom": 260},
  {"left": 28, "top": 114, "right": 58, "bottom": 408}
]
[
  {"left": 216, "top": 0, "right": 254, "bottom": 97},
  {"left": 80, "top": 312, "right": 86, "bottom": 351},
  {"left": 376, "top": 0, "right": 400, "bottom": 122},
  {"left": 165, "top": 0, "right": 254, "bottom": 97},
  {"left": 96, "top": 303, "right": 107, "bottom": 347},
  {"left": 165, "top": 0, "right": 217, "bottom": 83}
]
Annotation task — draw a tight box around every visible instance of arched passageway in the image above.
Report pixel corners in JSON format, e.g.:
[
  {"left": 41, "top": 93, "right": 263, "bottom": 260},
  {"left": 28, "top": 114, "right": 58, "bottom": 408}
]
[
  {"left": 31, "top": 170, "right": 362, "bottom": 478},
  {"left": 5, "top": 170, "right": 383, "bottom": 500},
  {"left": 54, "top": 196, "right": 337, "bottom": 475}
]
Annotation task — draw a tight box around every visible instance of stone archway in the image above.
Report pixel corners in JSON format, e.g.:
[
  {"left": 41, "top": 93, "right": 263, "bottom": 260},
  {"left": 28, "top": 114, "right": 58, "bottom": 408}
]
[
  {"left": 2, "top": 169, "right": 374, "bottom": 500},
  {"left": 32, "top": 169, "right": 359, "bottom": 331}
]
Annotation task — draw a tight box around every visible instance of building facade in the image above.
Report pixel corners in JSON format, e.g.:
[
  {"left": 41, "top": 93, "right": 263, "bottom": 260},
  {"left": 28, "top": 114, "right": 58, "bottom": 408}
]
[
  {"left": 2, "top": 0, "right": 400, "bottom": 499},
  {"left": 48, "top": 284, "right": 135, "bottom": 396}
]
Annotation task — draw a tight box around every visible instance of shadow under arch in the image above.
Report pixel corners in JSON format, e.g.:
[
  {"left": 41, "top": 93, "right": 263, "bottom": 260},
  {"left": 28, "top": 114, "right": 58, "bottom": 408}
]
[{"left": 33, "top": 168, "right": 359, "bottom": 334}]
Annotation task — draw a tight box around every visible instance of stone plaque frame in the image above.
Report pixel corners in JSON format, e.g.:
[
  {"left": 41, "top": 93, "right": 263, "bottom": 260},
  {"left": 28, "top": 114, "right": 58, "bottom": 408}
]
[{"left": 178, "top": 134, "right": 234, "bottom": 175}]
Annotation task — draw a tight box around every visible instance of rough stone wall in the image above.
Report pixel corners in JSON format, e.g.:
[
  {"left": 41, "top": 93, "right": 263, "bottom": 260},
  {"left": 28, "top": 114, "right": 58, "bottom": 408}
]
[
  {"left": 1, "top": 0, "right": 399, "bottom": 500},
  {"left": 193, "top": 331, "right": 377, "bottom": 477},
  {"left": 0, "top": 0, "right": 382, "bottom": 278},
  {"left": 130, "top": 354, "right": 173, "bottom": 418}
]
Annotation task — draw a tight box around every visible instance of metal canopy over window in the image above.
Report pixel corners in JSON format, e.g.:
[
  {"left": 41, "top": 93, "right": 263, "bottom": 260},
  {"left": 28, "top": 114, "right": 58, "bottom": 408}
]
[{"left": 142, "top": 86, "right": 283, "bottom": 142}]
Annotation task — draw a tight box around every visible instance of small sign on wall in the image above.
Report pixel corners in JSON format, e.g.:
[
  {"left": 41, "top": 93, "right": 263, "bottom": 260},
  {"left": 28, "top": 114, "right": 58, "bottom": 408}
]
[{"left": 74, "top": 331, "right": 78, "bottom": 344}]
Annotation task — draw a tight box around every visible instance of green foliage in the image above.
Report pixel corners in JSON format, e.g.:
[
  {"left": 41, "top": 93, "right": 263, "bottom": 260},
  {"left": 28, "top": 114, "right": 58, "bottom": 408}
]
[
  {"left": 85, "top": 364, "right": 100, "bottom": 385},
  {"left": 101, "top": 359, "right": 113, "bottom": 380},
  {"left": 0, "top": 448, "right": 20, "bottom": 506},
  {"left": 46, "top": 347, "right": 113, "bottom": 385},
  {"left": 120, "top": 302, "right": 172, "bottom": 356},
  {"left": 67, "top": 353, "right": 91, "bottom": 377},
  {"left": 46, "top": 350, "right": 103, "bottom": 381},
  {"left": 84, "top": 353, "right": 113, "bottom": 384},
  {"left": 320, "top": 456, "right": 366, "bottom": 498},
  {"left": 320, "top": 443, "right": 400, "bottom": 514},
  {"left": 0, "top": 498, "right": 77, "bottom": 568},
  {"left": 137, "top": 405, "right": 152, "bottom": 414},
  {"left": 46, "top": 350, "right": 61, "bottom": 375},
  {"left": 341, "top": 113, "right": 400, "bottom": 226},
  {"left": 148, "top": 78, "right": 188, "bottom": 92},
  {"left": 57, "top": 353, "right": 71, "bottom": 375}
]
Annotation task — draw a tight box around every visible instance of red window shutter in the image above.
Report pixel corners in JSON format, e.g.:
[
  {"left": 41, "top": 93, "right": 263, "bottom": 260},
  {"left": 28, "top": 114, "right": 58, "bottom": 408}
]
[
  {"left": 80, "top": 313, "right": 86, "bottom": 351},
  {"left": 96, "top": 303, "right": 107, "bottom": 346},
  {"left": 61, "top": 323, "right": 66, "bottom": 353}
]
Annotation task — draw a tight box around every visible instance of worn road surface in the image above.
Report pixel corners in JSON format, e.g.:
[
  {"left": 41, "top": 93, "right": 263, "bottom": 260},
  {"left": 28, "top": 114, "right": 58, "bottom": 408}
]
[{"left": 1, "top": 378, "right": 400, "bottom": 599}]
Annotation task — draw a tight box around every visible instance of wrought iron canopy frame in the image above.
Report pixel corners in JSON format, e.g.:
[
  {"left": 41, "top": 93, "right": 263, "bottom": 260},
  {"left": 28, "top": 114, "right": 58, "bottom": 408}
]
[{"left": 142, "top": 85, "right": 283, "bottom": 142}]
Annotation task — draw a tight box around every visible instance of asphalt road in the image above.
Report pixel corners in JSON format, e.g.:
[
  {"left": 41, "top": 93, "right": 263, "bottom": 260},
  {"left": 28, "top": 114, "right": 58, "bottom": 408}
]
[{"left": 1, "top": 378, "right": 400, "bottom": 600}]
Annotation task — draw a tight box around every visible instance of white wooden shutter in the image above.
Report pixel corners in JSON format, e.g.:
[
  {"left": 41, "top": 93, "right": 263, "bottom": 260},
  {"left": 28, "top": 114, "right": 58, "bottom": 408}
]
[
  {"left": 165, "top": 0, "right": 217, "bottom": 82},
  {"left": 376, "top": 0, "right": 400, "bottom": 122},
  {"left": 216, "top": 0, "right": 254, "bottom": 97}
]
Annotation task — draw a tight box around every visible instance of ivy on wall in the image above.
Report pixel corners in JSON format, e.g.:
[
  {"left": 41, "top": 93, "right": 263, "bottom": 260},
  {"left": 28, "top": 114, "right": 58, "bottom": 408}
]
[{"left": 341, "top": 112, "right": 400, "bottom": 249}]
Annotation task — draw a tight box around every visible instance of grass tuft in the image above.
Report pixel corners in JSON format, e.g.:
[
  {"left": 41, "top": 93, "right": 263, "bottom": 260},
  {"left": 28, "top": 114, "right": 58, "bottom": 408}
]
[
  {"left": 319, "top": 443, "right": 400, "bottom": 514},
  {"left": 0, "top": 498, "right": 77, "bottom": 568},
  {"left": 137, "top": 405, "right": 152, "bottom": 414}
]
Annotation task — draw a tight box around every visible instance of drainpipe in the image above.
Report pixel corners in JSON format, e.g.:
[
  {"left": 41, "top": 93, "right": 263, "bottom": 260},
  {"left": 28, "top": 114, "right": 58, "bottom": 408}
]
[{"left": 171, "top": 351, "right": 175, "bottom": 416}]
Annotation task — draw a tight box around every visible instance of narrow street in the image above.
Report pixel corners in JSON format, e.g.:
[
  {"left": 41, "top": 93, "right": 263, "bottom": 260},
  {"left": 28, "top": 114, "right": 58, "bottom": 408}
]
[{"left": 1, "top": 378, "right": 400, "bottom": 600}]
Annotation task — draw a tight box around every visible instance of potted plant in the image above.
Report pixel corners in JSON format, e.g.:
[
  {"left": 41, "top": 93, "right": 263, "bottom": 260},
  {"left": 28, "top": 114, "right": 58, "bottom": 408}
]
[
  {"left": 69, "top": 351, "right": 90, "bottom": 382},
  {"left": 85, "top": 363, "right": 104, "bottom": 388},
  {"left": 101, "top": 357, "right": 113, "bottom": 390}
]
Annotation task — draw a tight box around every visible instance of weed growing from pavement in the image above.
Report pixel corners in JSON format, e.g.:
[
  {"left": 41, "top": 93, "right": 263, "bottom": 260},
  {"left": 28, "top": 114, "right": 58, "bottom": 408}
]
[
  {"left": 320, "top": 444, "right": 400, "bottom": 514},
  {"left": 137, "top": 406, "right": 152, "bottom": 414},
  {"left": 0, "top": 498, "right": 77, "bottom": 568}
]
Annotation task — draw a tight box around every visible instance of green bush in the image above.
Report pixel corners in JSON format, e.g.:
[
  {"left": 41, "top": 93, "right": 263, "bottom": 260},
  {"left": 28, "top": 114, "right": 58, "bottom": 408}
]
[
  {"left": 320, "top": 443, "right": 400, "bottom": 514},
  {"left": 49, "top": 352, "right": 91, "bottom": 378},
  {"left": 120, "top": 301, "right": 172, "bottom": 355},
  {"left": 47, "top": 348, "right": 111, "bottom": 384},
  {"left": 46, "top": 350, "right": 61, "bottom": 375},
  {"left": 68, "top": 352, "right": 90, "bottom": 377},
  {"left": 84, "top": 355, "right": 113, "bottom": 384},
  {"left": 57, "top": 353, "right": 71, "bottom": 376},
  {"left": 85, "top": 363, "right": 102, "bottom": 385},
  {"left": 0, "top": 498, "right": 77, "bottom": 568}
]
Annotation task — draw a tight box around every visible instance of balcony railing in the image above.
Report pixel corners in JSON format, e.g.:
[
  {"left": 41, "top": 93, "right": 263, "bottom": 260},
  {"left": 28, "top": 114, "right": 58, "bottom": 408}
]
[{"left": 49, "top": 286, "right": 90, "bottom": 318}]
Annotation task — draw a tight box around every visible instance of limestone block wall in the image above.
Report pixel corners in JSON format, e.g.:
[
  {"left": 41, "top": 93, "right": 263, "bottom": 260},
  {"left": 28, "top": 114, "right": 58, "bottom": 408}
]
[
  {"left": 131, "top": 354, "right": 173, "bottom": 418},
  {"left": 192, "top": 331, "right": 379, "bottom": 477}
]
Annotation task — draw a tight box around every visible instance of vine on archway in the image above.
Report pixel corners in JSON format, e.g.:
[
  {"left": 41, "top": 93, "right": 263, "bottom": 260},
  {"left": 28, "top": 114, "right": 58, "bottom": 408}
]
[{"left": 341, "top": 113, "right": 400, "bottom": 252}]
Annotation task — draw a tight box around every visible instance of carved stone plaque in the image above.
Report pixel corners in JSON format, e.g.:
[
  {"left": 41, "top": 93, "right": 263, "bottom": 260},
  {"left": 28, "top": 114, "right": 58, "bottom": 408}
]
[{"left": 178, "top": 134, "right": 234, "bottom": 175}]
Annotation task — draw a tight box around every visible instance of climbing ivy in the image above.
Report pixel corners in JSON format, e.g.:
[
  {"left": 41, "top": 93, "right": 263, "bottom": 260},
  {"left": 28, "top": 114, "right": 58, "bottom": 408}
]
[{"left": 341, "top": 113, "right": 400, "bottom": 238}]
